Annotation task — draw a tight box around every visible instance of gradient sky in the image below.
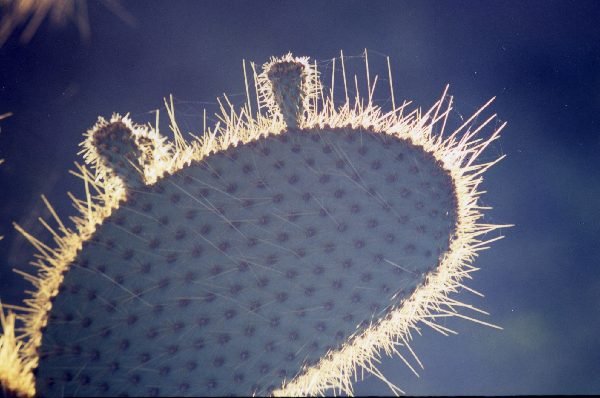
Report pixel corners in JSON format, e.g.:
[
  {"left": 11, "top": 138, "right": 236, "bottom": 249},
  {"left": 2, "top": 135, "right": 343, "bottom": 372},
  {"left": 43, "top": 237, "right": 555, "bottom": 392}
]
[{"left": 1, "top": 1, "right": 599, "bottom": 395}]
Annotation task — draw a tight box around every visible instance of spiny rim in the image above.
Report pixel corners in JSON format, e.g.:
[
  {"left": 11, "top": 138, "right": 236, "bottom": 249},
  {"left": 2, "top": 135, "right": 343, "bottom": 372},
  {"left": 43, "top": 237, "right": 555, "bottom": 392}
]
[{"left": 0, "top": 51, "right": 509, "bottom": 397}]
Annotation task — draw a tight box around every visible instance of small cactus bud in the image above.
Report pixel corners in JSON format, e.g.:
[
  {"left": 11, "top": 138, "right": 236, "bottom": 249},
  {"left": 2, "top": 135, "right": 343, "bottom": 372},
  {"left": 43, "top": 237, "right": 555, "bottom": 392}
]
[
  {"left": 267, "top": 59, "right": 307, "bottom": 128},
  {"left": 91, "top": 119, "right": 145, "bottom": 189}
]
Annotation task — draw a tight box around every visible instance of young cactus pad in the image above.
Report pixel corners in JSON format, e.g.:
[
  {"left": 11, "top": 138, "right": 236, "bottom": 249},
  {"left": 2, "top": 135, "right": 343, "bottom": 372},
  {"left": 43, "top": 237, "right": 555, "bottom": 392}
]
[{"left": 0, "top": 53, "right": 507, "bottom": 397}]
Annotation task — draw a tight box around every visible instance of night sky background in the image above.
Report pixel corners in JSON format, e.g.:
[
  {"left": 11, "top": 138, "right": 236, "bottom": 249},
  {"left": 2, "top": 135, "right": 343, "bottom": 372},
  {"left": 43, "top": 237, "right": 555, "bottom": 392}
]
[{"left": 1, "top": 0, "right": 600, "bottom": 395}]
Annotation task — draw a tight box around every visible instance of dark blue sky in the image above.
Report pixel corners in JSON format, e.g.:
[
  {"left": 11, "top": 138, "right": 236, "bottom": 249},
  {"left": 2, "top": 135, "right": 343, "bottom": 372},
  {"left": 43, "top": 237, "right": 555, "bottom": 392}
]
[{"left": 1, "top": 0, "right": 600, "bottom": 395}]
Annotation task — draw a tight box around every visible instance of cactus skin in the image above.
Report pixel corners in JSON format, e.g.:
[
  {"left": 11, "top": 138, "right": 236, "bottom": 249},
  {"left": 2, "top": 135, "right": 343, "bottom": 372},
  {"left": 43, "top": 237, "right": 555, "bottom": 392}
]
[
  {"left": 0, "top": 53, "right": 508, "bottom": 397},
  {"left": 35, "top": 124, "right": 457, "bottom": 396}
]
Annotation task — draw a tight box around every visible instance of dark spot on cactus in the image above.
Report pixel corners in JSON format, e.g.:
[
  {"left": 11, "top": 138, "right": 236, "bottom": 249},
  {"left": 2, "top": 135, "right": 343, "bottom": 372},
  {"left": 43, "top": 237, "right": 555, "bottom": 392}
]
[
  {"left": 385, "top": 233, "right": 395, "bottom": 243},
  {"left": 179, "top": 383, "right": 190, "bottom": 393},
  {"left": 324, "top": 242, "right": 335, "bottom": 253},
  {"left": 294, "top": 247, "right": 306, "bottom": 257},
  {"left": 152, "top": 304, "right": 164, "bottom": 314},
  {"left": 139, "top": 262, "right": 152, "bottom": 274},
  {"left": 270, "top": 316, "right": 281, "bottom": 328},
  {"left": 319, "top": 174, "right": 330, "bottom": 184},
  {"left": 186, "top": 361, "right": 198, "bottom": 371},
  {"left": 264, "top": 341, "right": 276, "bottom": 352},
  {"left": 81, "top": 317, "right": 92, "bottom": 328},
  {"left": 109, "top": 361, "right": 120, "bottom": 373},
  {"left": 185, "top": 209, "right": 197, "bottom": 220},
  {"left": 71, "top": 345, "right": 82, "bottom": 356},
  {"left": 386, "top": 173, "right": 398, "bottom": 183},
  {"left": 146, "top": 328, "right": 158, "bottom": 339},
  {"left": 193, "top": 338, "right": 205, "bottom": 350},
  {"left": 172, "top": 321, "right": 185, "bottom": 332},
  {"left": 218, "top": 333, "right": 231, "bottom": 345},
  {"left": 175, "top": 228, "right": 187, "bottom": 240},
  {"left": 78, "top": 374, "right": 91, "bottom": 385},
  {"left": 158, "top": 277, "right": 170, "bottom": 289},
  {"left": 288, "top": 174, "right": 299, "bottom": 185},
  {"left": 97, "top": 382, "right": 109, "bottom": 393},
  {"left": 199, "top": 188, "right": 210, "bottom": 197},
  {"left": 191, "top": 244, "right": 203, "bottom": 258},
  {"left": 105, "top": 239, "right": 116, "bottom": 250},
  {"left": 118, "top": 339, "right": 130, "bottom": 351},
  {"left": 242, "top": 163, "right": 253, "bottom": 174},
  {"left": 257, "top": 277, "right": 269, "bottom": 288},
  {"left": 285, "top": 269, "right": 298, "bottom": 279},
  {"left": 139, "top": 353, "right": 151, "bottom": 363},
  {"left": 276, "top": 292, "right": 289, "bottom": 303},
  {"left": 225, "top": 309, "right": 237, "bottom": 319},
  {"left": 166, "top": 344, "right": 179, "bottom": 355},
  {"left": 226, "top": 183, "right": 237, "bottom": 193},
  {"left": 200, "top": 224, "right": 211, "bottom": 235},
  {"left": 210, "top": 265, "right": 223, "bottom": 276},
  {"left": 249, "top": 300, "right": 261, "bottom": 312},
  {"left": 148, "top": 238, "right": 160, "bottom": 249},
  {"left": 61, "top": 371, "right": 73, "bottom": 382},
  {"left": 229, "top": 283, "right": 242, "bottom": 295}
]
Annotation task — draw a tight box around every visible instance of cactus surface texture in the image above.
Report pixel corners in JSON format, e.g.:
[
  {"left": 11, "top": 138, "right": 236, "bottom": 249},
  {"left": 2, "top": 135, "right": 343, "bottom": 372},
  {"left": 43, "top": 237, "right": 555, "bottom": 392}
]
[{"left": 0, "top": 53, "right": 507, "bottom": 397}]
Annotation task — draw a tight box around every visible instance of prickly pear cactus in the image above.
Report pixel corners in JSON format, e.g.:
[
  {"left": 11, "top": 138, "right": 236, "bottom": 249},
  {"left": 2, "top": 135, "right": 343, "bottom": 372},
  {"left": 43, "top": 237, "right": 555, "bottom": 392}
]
[{"left": 0, "top": 53, "right": 507, "bottom": 397}]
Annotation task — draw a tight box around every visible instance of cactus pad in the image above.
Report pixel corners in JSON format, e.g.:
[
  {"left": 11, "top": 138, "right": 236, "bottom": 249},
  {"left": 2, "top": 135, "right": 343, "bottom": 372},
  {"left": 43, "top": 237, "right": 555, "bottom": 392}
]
[{"left": 0, "top": 53, "right": 507, "bottom": 397}]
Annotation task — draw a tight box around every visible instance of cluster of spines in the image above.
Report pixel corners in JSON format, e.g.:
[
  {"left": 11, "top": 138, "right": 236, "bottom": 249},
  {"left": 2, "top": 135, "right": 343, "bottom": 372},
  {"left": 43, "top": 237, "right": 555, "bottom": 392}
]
[{"left": 0, "top": 51, "right": 509, "bottom": 397}]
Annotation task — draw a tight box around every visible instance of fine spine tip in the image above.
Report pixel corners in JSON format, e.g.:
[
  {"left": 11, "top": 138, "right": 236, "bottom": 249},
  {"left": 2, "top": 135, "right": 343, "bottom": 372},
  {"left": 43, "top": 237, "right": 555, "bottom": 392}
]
[{"left": 266, "top": 57, "right": 308, "bottom": 129}]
